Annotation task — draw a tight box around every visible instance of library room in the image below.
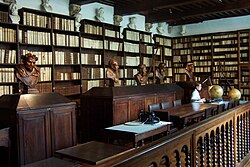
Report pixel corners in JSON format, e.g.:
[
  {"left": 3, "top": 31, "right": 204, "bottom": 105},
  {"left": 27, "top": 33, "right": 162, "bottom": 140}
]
[{"left": 0, "top": 0, "right": 249, "bottom": 166}]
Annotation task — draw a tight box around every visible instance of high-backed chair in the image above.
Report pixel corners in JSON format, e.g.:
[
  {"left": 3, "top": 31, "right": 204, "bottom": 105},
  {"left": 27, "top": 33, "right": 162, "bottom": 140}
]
[
  {"left": 148, "top": 103, "right": 161, "bottom": 112},
  {"left": 216, "top": 103, "right": 225, "bottom": 114},
  {"left": 204, "top": 107, "right": 215, "bottom": 119},
  {"left": 173, "top": 99, "right": 182, "bottom": 107},
  {"left": 161, "top": 101, "right": 171, "bottom": 109}
]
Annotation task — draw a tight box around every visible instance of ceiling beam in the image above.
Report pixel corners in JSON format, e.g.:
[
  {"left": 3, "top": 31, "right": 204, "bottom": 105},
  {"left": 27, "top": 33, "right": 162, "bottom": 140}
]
[
  {"left": 115, "top": 0, "right": 206, "bottom": 15},
  {"left": 146, "top": 0, "right": 250, "bottom": 24}
]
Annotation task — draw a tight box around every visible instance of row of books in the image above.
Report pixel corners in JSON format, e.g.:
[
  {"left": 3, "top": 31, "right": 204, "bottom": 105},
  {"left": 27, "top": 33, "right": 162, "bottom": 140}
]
[
  {"left": 36, "top": 82, "right": 52, "bottom": 93},
  {"left": 40, "top": 67, "right": 51, "bottom": 82},
  {"left": 164, "top": 48, "right": 172, "bottom": 56},
  {"left": 192, "top": 42, "right": 211, "bottom": 47},
  {"left": 193, "top": 61, "right": 212, "bottom": 66},
  {"left": 119, "top": 68, "right": 138, "bottom": 78},
  {"left": 0, "top": 11, "right": 8, "bottom": 23},
  {"left": 0, "top": 68, "right": 15, "bottom": 83},
  {"left": 140, "top": 34, "right": 152, "bottom": 43},
  {"left": 53, "top": 33, "right": 79, "bottom": 47},
  {"left": 55, "top": 72, "right": 80, "bottom": 80},
  {"left": 154, "top": 37, "right": 171, "bottom": 46},
  {"left": 82, "top": 68, "right": 104, "bottom": 79},
  {"left": 0, "top": 27, "right": 16, "bottom": 42},
  {"left": 83, "top": 24, "right": 103, "bottom": 35},
  {"left": 53, "top": 17, "right": 75, "bottom": 31},
  {"left": 194, "top": 67, "right": 211, "bottom": 73},
  {"left": 125, "top": 56, "right": 140, "bottom": 66},
  {"left": 124, "top": 42, "right": 139, "bottom": 53},
  {"left": 22, "top": 50, "right": 52, "bottom": 65},
  {"left": 23, "top": 12, "right": 52, "bottom": 28},
  {"left": 104, "top": 40, "right": 123, "bottom": 51},
  {"left": 213, "top": 72, "right": 237, "bottom": 78},
  {"left": 19, "top": 30, "right": 51, "bottom": 45},
  {"left": 81, "top": 53, "right": 102, "bottom": 65},
  {"left": 0, "top": 85, "right": 13, "bottom": 95},
  {"left": 193, "top": 50, "right": 211, "bottom": 54},
  {"left": 82, "top": 38, "right": 103, "bottom": 49},
  {"left": 125, "top": 30, "right": 140, "bottom": 41},
  {"left": 55, "top": 51, "right": 80, "bottom": 65},
  {"left": 213, "top": 40, "right": 237, "bottom": 45},
  {"left": 105, "top": 29, "right": 120, "bottom": 38},
  {"left": 140, "top": 44, "right": 153, "bottom": 54},
  {"left": 192, "top": 36, "right": 211, "bottom": 41},
  {"left": 0, "top": 49, "right": 16, "bottom": 64},
  {"left": 173, "top": 49, "right": 191, "bottom": 55}
]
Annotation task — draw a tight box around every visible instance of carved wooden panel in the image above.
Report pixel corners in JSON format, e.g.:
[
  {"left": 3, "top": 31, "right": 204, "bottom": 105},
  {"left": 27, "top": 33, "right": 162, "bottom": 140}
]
[
  {"left": 50, "top": 105, "right": 76, "bottom": 151},
  {"left": 145, "top": 96, "right": 156, "bottom": 110},
  {"left": 130, "top": 96, "right": 145, "bottom": 121},
  {"left": 113, "top": 99, "right": 129, "bottom": 125},
  {"left": 18, "top": 110, "right": 51, "bottom": 165}
]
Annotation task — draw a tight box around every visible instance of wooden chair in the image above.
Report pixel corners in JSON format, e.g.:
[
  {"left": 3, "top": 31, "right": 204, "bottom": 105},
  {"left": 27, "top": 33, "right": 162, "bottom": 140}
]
[
  {"left": 173, "top": 99, "right": 182, "bottom": 107},
  {"left": 217, "top": 103, "right": 225, "bottom": 114},
  {"left": 161, "top": 101, "right": 171, "bottom": 109},
  {"left": 0, "top": 128, "right": 10, "bottom": 167},
  {"left": 148, "top": 103, "right": 161, "bottom": 112},
  {"left": 227, "top": 100, "right": 235, "bottom": 110},
  {"left": 204, "top": 107, "right": 215, "bottom": 119}
]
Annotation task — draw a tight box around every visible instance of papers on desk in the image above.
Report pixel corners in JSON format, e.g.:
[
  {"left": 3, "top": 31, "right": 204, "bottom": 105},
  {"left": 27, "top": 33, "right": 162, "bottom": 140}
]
[{"left": 106, "top": 121, "right": 172, "bottom": 133}]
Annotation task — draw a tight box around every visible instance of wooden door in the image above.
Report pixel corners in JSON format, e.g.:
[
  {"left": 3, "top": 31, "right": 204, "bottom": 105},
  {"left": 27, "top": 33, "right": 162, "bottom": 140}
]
[
  {"left": 18, "top": 109, "right": 51, "bottom": 165},
  {"left": 50, "top": 105, "right": 76, "bottom": 152}
]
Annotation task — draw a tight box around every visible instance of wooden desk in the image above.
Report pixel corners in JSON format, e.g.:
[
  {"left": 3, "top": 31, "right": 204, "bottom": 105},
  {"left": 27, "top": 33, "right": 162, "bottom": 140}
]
[
  {"left": 154, "top": 103, "right": 218, "bottom": 129},
  {"left": 104, "top": 121, "right": 172, "bottom": 147},
  {"left": 55, "top": 141, "right": 129, "bottom": 165}
]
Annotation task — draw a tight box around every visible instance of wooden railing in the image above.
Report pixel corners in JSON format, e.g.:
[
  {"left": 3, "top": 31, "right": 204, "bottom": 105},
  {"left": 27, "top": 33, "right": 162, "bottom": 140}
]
[{"left": 81, "top": 102, "right": 250, "bottom": 167}]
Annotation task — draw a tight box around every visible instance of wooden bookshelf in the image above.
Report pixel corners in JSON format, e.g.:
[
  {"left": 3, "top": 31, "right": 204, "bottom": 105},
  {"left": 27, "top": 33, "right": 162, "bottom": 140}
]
[
  {"left": 153, "top": 34, "right": 173, "bottom": 83},
  {"left": 80, "top": 19, "right": 122, "bottom": 91},
  {"left": 172, "top": 36, "right": 192, "bottom": 82}
]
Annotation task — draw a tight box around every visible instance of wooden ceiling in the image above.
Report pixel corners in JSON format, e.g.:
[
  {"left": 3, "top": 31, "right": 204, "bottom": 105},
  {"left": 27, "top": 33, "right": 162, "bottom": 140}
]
[{"left": 70, "top": 0, "right": 250, "bottom": 26}]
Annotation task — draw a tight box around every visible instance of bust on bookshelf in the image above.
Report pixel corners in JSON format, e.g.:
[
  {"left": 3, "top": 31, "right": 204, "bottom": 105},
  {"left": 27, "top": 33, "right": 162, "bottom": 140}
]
[
  {"left": 41, "top": 0, "right": 52, "bottom": 12},
  {"left": 145, "top": 23, "right": 153, "bottom": 32},
  {"left": 134, "top": 64, "right": 149, "bottom": 86},
  {"left": 127, "top": 17, "right": 137, "bottom": 29},
  {"left": 156, "top": 23, "right": 164, "bottom": 35},
  {"left": 14, "top": 53, "right": 40, "bottom": 94},
  {"left": 69, "top": 4, "right": 82, "bottom": 32},
  {"left": 95, "top": 7, "right": 105, "bottom": 22},
  {"left": 9, "top": 1, "right": 20, "bottom": 24},
  {"left": 106, "top": 59, "right": 119, "bottom": 87},
  {"left": 114, "top": 15, "right": 123, "bottom": 26},
  {"left": 185, "top": 62, "right": 195, "bottom": 82},
  {"left": 155, "top": 62, "right": 166, "bottom": 84}
]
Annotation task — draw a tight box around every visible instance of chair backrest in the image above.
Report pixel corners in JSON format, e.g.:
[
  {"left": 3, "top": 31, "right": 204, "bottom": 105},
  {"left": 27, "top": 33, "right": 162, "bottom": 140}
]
[
  {"left": 173, "top": 99, "right": 182, "bottom": 107},
  {"left": 148, "top": 103, "right": 161, "bottom": 112},
  {"left": 227, "top": 100, "right": 234, "bottom": 110},
  {"left": 217, "top": 103, "right": 225, "bottom": 114},
  {"left": 161, "top": 101, "right": 171, "bottom": 109},
  {"left": 204, "top": 107, "right": 214, "bottom": 119}
]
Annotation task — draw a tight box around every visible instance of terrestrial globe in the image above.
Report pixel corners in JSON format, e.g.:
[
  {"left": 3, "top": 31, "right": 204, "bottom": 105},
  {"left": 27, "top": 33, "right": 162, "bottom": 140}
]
[
  {"left": 209, "top": 85, "right": 223, "bottom": 99},
  {"left": 228, "top": 88, "right": 241, "bottom": 100}
]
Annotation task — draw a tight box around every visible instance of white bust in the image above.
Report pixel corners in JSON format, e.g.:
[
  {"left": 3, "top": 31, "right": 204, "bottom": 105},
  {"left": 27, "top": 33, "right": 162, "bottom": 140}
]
[
  {"left": 145, "top": 23, "right": 152, "bottom": 32},
  {"left": 156, "top": 23, "right": 164, "bottom": 35},
  {"left": 113, "top": 15, "right": 123, "bottom": 26},
  {"left": 127, "top": 17, "right": 137, "bottom": 29},
  {"left": 95, "top": 7, "right": 105, "bottom": 22},
  {"left": 69, "top": 4, "right": 82, "bottom": 32},
  {"left": 41, "top": 0, "right": 52, "bottom": 12},
  {"left": 9, "top": 1, "right": 20, "bottom": 24}
]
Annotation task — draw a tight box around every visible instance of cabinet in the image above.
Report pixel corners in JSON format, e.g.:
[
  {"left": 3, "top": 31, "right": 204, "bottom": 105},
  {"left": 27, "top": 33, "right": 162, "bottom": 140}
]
[
  {"left": 80, "top": 84, "right": 183, "bottom": 142},
  {"left": 0, "top": 93, "right": 76, "bottom": 166}
]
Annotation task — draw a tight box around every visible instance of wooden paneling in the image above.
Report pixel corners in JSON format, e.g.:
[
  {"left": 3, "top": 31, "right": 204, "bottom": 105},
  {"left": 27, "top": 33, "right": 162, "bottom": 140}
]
[
  {"left": 113, "top": 99, "right": 129, "bottom": 125},
  {"left": 130, "top": 97, "right": 145, "bottom": 121},
  {"left": 18, "top": 110, "right": 51, "bottom": 165}
]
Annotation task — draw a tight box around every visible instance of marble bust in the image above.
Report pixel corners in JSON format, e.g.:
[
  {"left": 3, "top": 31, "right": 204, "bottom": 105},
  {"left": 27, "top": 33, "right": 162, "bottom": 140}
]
[
  {"left": 145, "top": 23, "right": 153, "bottom": 32},
  {"left": 113, "top": 15, "right": 123, "bottom": 26},
  {"left": 41, "top": 0, "right": 52, "bottom": 12},
  {"left": 95, "top": 7, "right": 105, "bottom": 22},
  {"left": 127, "top": 17, "right": 137, "bottom": 29},
  {"left": 156, "top": 22, "right": 164, "bottom": 35},
  {"left": 9, "top": 1, "right": 20, "bottom": 24},
  {"left": 69, "top": 4, "right": 82, "bottom": 32}
]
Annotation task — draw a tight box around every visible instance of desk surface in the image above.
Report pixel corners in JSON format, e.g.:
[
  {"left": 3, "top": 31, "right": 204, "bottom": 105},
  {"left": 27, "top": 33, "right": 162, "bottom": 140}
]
[
  {"left": 167, "top": 103, "right": 219, "bottom": 118},
  {"left": 56, "top": 141, "right": 129, "bottom": 165},
  {"left": 105, "top": 121, "right": 172, "bottom": 134}
]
